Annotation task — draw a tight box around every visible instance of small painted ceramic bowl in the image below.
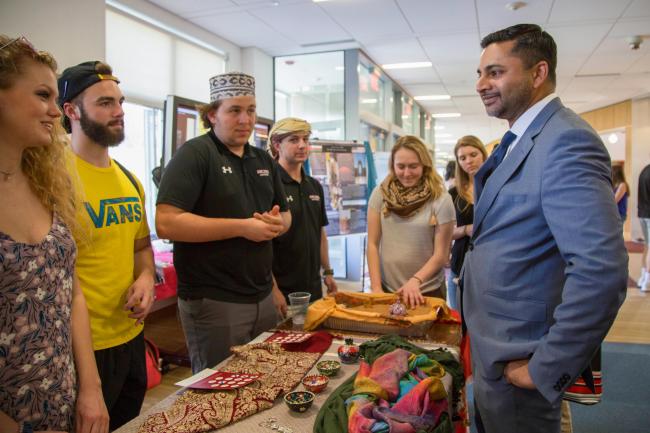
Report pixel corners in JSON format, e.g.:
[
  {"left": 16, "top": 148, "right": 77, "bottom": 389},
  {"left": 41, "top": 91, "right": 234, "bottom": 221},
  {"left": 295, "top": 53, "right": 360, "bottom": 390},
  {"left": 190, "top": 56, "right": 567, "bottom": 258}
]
[
  {"left": 284, "top": 390, "right": 315, "bottom": 412},
  {"left": 302, "top": 374, "right": 329, "bottom": 393},
  {"left": 316, "top": 360, "right": 341, "bottom": 377}
]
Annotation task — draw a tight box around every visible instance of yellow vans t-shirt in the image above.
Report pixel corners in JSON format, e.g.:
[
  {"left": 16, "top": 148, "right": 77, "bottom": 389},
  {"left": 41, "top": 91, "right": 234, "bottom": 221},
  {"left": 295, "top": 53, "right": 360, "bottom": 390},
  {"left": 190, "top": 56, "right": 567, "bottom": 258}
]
[{"left": 73, "top": 156, "right": 150, "bottom": 350}]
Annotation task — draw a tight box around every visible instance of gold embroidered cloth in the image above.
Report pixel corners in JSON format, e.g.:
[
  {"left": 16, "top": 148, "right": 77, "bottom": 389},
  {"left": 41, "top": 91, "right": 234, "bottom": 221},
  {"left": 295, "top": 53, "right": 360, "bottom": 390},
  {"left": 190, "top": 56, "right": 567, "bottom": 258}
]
[
  {"left": 137, "top": 343, "right": 320, "bottom": 433},
  {"left": 304, "top": 292, "right": 456, "bottom": 332}
]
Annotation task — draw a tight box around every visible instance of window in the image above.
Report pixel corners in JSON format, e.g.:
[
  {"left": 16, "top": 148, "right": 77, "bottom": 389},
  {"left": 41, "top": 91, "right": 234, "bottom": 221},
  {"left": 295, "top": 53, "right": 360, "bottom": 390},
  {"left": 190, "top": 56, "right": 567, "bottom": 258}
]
[
  {"left": 274, "top": 51, "right": 345, "bottom": 140},
  {"left": 106, "top": 9, "right": 225, "bottom": 105},
  {"left": 108, "top": 102, "right": 163, "bottom": 230}
]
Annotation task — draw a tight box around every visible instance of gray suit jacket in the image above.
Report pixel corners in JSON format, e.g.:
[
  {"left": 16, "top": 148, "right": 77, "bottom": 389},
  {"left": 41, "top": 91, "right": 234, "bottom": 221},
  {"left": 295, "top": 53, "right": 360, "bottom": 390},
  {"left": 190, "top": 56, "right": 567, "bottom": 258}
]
[{"left": 462, "top": 97, "right": 628, "bottom": 404}]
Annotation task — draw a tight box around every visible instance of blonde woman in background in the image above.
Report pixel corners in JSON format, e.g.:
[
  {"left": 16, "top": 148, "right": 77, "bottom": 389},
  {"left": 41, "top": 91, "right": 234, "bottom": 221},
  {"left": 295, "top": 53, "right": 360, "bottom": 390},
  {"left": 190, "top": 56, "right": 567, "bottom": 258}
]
[
  {"left": 367, "top": 135, "right": 455, "bottom": 308},
  {"left": 447, "top": 135, "right": 488, "bottom": 311},
  {"left": 0, "top": 35, "right": 108, "bottom": 433}
]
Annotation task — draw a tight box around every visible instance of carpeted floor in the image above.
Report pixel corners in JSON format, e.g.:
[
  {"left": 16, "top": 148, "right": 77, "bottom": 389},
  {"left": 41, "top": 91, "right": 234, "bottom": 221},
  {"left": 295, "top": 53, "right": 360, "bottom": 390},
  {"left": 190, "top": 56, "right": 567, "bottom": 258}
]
[
  {"left": 467, "top": 342, "right": 650, "bottom": 433},
  {"left": 571, "top": 342, "right": 650, "bottom": 433}
]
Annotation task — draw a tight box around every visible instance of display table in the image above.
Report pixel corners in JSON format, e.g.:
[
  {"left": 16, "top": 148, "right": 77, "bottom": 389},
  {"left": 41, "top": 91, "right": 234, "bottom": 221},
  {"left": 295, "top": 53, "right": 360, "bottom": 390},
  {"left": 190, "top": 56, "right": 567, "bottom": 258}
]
[{"left": 116, "top": 319, "right": 465, "bottom": 433}]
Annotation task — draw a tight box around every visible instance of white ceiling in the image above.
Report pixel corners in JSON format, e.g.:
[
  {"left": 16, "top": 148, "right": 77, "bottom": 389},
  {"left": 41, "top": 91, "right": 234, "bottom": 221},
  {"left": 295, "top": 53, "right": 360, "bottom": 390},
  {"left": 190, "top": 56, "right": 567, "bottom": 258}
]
[{"left": 147, "top": 0, "right": 650, "bottom": 155}]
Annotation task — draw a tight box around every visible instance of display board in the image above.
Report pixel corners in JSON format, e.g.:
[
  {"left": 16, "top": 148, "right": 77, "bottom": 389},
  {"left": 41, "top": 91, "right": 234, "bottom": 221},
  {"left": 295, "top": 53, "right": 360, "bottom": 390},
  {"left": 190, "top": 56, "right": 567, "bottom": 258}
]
[{"left": 307, "top": 140, "right": 369, "bottom": 236}]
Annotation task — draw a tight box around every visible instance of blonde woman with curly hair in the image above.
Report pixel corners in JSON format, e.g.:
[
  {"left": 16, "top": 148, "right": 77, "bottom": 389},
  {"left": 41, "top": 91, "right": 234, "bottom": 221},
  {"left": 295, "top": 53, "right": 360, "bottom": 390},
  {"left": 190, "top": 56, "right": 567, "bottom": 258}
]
[
  {"left": 0, "top": 35, "right": 108, "bottom": 433},
  {"left": 367, "top": 135, "right": 455, "bottom": 307},
  {"left": 447, "top": 135, "right": 488, "bottom": 310}
]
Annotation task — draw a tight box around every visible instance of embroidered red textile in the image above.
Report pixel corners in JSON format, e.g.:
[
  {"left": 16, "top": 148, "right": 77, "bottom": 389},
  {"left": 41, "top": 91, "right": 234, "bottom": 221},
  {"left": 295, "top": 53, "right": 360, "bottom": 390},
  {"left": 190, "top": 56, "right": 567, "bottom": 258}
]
[
  {"left": 137, "top": 342, "right": 324, "bottom": 433},
  {"left": 264, "top": 330, "right": 333, "bottom": 353}
]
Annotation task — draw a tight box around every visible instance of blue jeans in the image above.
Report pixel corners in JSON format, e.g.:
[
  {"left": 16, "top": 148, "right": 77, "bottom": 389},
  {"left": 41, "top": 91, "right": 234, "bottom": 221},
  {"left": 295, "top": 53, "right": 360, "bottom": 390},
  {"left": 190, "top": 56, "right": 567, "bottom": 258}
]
[
  {"left": 641, "top": 218, "right": 650, "bottom": 245},
  {"left": 447, "top": 270, "right": 459, "bottom": 311}
]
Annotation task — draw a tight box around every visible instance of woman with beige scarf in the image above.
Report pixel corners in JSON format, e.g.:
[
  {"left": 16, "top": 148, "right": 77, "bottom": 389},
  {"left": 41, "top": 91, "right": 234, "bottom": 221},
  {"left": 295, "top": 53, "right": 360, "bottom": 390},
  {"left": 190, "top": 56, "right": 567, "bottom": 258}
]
[{"left": 367, "top": 135, "right": 455, "bottom": 308}]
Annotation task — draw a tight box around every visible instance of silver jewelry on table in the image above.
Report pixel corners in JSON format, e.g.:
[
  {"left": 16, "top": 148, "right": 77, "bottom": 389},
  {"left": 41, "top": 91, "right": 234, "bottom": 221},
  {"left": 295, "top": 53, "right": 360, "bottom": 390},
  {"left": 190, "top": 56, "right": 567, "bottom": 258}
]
[{"left": 259, "top": 417, "right": 293, "bottom": 433}]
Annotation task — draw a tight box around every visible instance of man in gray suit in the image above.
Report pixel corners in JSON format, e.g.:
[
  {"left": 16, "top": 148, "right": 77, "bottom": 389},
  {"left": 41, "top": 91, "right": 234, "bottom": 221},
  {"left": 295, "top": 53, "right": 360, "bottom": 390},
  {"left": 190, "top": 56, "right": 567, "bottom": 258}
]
[{"left": 464, "top": 24, "right": 628, "bottom": 433}]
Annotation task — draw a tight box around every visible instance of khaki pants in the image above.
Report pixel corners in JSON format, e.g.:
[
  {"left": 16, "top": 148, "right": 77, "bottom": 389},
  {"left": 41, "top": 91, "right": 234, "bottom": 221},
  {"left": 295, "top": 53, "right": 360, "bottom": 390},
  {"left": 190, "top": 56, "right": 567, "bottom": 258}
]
[{"left": 561, "top": 401, "right": 573, "bottom": 433}]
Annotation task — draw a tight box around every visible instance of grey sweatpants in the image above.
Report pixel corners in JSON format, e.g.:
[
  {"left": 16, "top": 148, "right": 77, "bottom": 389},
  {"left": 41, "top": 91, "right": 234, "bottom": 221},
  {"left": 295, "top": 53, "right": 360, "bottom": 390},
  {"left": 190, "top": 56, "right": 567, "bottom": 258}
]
[{"left": 178, "top": 291, "right": 277, "bottom": 373}]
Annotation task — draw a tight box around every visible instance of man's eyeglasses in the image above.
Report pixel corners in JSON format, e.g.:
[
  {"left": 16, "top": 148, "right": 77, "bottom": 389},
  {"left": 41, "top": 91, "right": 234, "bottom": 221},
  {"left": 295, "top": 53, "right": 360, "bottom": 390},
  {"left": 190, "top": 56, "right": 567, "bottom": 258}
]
[{"left": 0, "top": 36, "right": 36, "bottom": 53}]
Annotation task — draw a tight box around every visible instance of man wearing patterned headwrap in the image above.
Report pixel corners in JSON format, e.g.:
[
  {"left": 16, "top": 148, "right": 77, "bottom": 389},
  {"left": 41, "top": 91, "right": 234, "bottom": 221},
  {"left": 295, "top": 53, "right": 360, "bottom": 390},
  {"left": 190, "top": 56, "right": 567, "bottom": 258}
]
[
  {"left": 268, "top": 118, "right": 337, "bottom": 315},
  {"left": 156, "top": 72, "right": 291, "bottom": 372}
]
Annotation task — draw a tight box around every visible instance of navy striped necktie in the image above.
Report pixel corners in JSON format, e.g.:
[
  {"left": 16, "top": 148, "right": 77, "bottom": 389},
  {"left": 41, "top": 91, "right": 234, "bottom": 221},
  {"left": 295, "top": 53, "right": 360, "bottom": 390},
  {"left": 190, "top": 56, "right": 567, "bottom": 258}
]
[{"left": 475, "top": 130, "right": 517, "bottom": 201}]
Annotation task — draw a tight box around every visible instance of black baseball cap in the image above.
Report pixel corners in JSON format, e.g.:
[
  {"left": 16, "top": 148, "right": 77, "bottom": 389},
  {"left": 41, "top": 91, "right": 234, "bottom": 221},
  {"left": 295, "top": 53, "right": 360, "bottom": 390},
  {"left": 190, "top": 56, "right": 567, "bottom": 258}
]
[{"left": 57, "top": 61, "right": 120, "bottom": 107}]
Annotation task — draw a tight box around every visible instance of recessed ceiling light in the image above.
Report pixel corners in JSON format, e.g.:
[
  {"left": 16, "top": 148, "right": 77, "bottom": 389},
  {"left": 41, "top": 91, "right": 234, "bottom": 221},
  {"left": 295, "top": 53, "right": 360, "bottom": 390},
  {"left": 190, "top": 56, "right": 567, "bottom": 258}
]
[
  {"left": 505, "top": 1, "right": 527, "bottom": 11},
  {"left": 432, "top": 112, "right": 461, "bottom": 118},
  {"left": 300, "top": 38, "right": 355, "bottom": 48},
  {"left": 361, "top": 98, "right": 378, "bottom": 104},
  {"left": 382, "top": 62, "right": 432, "bottom": 70},
  {"left": 414, "top": 95, "right": 451, "bottom": 101},
  {"left": 434, "top": 125, "right": 445, "bottom": 131}
]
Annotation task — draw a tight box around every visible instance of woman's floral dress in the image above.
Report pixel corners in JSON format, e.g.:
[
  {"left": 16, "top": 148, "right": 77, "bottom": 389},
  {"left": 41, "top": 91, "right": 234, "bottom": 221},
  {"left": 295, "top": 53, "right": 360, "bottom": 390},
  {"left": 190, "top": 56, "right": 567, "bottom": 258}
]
[{"left": 0, "top": 215, "right": 77, "bottom": 431}]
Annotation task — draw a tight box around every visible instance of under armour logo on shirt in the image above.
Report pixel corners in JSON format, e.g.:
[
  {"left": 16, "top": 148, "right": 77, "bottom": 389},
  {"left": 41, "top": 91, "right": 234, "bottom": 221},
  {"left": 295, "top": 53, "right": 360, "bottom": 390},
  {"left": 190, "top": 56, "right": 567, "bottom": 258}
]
[
  {"left": 287, "top": 195, "right": 294, "bottom": 202},
  {"left": 222, "top": 166, "right": 233, "bottom": 174}
]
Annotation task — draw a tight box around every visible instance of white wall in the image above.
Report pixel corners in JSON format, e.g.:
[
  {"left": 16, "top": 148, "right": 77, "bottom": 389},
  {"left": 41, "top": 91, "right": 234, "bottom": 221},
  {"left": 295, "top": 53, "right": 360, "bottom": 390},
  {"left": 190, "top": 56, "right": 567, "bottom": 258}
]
[
  {"left": 242, "top": 47, "right": 274, "bottom": 120},
  {"left": 1, "top": 0, "right": 106, "bottom": 68},
  {"left": 631, "top": 97, "right": 650, "bottom": 241}
]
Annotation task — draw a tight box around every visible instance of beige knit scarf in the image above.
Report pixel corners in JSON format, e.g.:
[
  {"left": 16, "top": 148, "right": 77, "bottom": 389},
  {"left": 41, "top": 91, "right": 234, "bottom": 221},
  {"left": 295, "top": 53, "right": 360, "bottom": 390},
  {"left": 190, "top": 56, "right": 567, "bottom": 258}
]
[{"left": 380, "top": 176, "right": 431, "bottom": 218}]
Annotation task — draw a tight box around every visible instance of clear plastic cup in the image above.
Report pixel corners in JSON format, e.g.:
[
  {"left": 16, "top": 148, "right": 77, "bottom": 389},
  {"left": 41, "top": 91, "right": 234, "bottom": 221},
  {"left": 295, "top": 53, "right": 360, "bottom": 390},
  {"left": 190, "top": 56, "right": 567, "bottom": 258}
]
[{"left": 288, "top": 292, "right": 311, "bottom": 325}]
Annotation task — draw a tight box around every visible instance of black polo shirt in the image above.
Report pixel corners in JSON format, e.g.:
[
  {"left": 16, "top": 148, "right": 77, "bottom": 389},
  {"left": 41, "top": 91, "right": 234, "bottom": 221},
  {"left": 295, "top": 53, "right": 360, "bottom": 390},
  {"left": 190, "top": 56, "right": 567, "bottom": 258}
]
[
  {"left": 272, "top": 166, "right": 328, "bottom": 301},
  {"left": 156, "top": 130, "right": 288, "bottom": 303}
]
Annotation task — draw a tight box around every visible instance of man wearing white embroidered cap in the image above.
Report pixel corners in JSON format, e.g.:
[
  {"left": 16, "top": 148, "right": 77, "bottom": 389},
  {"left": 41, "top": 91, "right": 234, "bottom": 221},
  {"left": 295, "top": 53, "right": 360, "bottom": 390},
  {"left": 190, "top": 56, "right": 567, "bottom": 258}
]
[{"left": 156, "top": 72, "right": 291, "bottom": 372}]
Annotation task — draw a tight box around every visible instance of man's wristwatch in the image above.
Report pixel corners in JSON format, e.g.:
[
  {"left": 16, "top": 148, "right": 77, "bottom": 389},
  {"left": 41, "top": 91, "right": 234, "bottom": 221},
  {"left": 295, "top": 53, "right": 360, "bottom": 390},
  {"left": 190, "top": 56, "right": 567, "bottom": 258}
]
[
  {"left": 322, "top": 268, "right": 334, "bottom": 278},
  {"left": 18, "top": 422, "right": 33, "bottom": 433}
]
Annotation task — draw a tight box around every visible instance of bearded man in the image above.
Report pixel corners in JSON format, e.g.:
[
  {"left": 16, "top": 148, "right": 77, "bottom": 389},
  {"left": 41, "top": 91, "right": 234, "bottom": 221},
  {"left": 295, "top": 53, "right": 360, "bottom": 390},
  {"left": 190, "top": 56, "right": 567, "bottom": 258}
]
[{"left": 59, "top": 61, "right": 155, "bottom": 430}]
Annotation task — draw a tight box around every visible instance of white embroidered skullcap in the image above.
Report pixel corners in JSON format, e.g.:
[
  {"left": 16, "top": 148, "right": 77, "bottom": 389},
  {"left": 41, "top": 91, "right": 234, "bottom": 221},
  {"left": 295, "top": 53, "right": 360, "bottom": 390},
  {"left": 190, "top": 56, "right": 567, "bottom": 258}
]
[{"left": 209, "top": 72, "right": 255, "bottom": 102}]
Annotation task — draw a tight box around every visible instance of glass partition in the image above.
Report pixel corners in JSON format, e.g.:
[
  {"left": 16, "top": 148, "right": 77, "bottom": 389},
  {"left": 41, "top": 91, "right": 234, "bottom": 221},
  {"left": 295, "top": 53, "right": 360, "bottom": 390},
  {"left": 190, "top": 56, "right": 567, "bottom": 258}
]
[
  {"left": 413, "top": 104, "right": 422, "bottom": 137},
  {"left": 274, "top": 51, "right": 345, "bottom": 140},
  {"left": 360, "top": 121, "right": 388, "bottom": 152},
  {"left": 359, "top": 61, "right": 387, "bottom": 119},
  {"left": 401, "top": 94, "right": 415, "bottom": 134},
  {"left": 424, "top": 114, "right": 434, "bottom": 145}
]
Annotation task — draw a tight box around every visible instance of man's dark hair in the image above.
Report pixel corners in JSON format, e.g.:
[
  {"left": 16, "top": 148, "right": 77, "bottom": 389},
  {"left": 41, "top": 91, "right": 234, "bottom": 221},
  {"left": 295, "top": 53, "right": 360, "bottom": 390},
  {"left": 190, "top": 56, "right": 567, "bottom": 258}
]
[{"left": 481, "top": 24, "right": 557, "bottom": 85}]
